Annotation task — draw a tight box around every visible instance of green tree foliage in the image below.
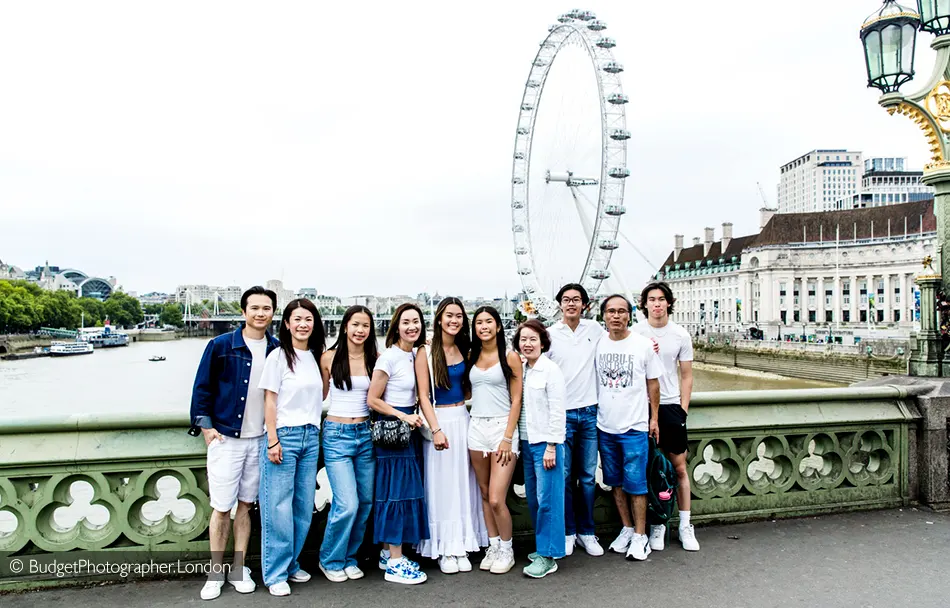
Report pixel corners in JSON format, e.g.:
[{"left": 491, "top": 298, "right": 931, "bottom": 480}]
[
  {"left": 143, "top": 303, "right": 164, "bottom": 315},
  {"left": 78, "top": 298, "right": 105, "bottom": 327},
  {"left": 160, "top": 303, "right": 184, "bottom": 327},
  {"left": 0, "top": 280, "right": 140, "bottom": 332},
  {"left": 103, "top": 291, "right": 144, "bottom": 328}
]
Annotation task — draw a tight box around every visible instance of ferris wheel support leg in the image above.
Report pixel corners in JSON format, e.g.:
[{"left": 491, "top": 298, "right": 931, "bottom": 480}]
[{"left": 569, "top": 186, "right": 595, "bottom": 243}]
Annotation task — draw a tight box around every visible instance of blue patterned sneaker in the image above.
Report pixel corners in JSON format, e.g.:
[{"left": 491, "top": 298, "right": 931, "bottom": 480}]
[{"left": 385, "top": 557, "right": 428, "bottom": 585}]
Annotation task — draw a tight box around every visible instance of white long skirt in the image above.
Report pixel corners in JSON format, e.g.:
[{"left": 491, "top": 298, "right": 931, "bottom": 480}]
[{"left": 416, "top": 405, "right": 489, "bottom": 558}]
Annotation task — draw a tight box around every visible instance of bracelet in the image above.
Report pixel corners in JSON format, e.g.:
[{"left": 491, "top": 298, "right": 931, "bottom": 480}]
[
  {"left": 432, "top": 428, "right": 443, "bottom": 435},
  {"left": 501, "top": 437, "right": 513, "bottom": 444},
  {"left": 268, "top": 440, "right": 280, "bottom": 449}
]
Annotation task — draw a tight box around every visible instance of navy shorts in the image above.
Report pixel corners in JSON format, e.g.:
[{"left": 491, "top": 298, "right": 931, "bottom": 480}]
[{"left": 597, "top": 429, "right": 648, "bottom": 495}]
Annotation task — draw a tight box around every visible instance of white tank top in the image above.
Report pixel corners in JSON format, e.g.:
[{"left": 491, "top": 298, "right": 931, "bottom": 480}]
[
  {"left": 469, "top": 362, "right": 511, "bottom": 418},
  {"left": 327, "top": 375, "right": 370, "bottom": 417}
]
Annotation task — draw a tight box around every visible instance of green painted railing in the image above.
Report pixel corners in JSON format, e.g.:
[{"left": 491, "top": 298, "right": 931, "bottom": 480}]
[{"left": 0, "top": 386, "right": 922, "bottom": 589}]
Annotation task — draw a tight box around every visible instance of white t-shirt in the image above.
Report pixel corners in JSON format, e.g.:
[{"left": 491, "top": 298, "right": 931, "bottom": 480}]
[
  {"left": 595, "top": 332, "right": 663, "bottom": 434},
  {"left": 259, "top": 348, "right": 323, "bottom": 429},
  {"left": 547, "top": 319, "right": 606, "bottom": 410},
  {"left": 376, "top": 346, "right": 417, "bottom": 408},
  {"left": 240, "top": 335, "right": 269, "bottom": 437},
  {"left": 633, "top": 320, "right": 693, "bottom": 404}
]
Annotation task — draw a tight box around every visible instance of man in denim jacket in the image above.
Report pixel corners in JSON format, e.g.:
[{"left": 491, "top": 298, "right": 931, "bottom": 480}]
[{"left": 190, "top": 286, "right": 279, "bottom": 600}]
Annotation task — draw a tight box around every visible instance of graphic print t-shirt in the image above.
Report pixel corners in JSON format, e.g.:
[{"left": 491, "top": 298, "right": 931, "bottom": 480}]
[{"left": 595, "top": 332, "right": 663, "bottom": 434}]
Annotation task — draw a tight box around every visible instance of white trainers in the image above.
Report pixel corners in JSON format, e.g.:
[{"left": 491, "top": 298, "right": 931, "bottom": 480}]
[
  {"left": 268, "top": 581, "right": 291, "bottom": 597},
  {"left": 565, "top": 534, "right": 576, "bottom": 556},
  {"left": 679, "top": 524, "right": 700, "bottom": 551},
  {"left": 649, "top": 525, "right": 666, "bottom": 551},
  {"left": 456, "top": 555, "right": 473, "bottom": 572},
  {"left": 318, "top": 563, "right": 347, "bottom": 583},
  {"left": 227, "top": 566, "right": 256, "bottom": 593},
  {"left": 489, "top": 546, "right": 515, "bottom": 574},
  {"left": 609, "top": 528, "right": 634, "bottom": 553},
  {"left": 288, "top": 568, "right": 311, "bottom": 583},
  {"left": 343, "top": 565, "right": 364, "bottom": 580},
  {"left": 200, "top": 580, "right": 223, "bottom": 600},
  {"left": 480, "top": 545, "right": 499, "bottom": 571},
  {"left": 385, "top": 557, "right": 428, "bottom": 585},
  {"left": 439, "top": 555, "right": 459, "bottom": 574},
  {"left": 575, "top": 534, "right": 605, "bottom": 556},
  {"left": 625, "top": 533, "right": 652, "bottom": 561}
]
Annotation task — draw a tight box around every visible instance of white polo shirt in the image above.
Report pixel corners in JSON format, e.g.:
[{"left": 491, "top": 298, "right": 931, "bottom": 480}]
[{"left": 547, "top": 319, "right": 606, "bottom": 410}]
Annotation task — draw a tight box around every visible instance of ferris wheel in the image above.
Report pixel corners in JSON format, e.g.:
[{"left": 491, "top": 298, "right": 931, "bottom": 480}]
[{"left": 511, "top": 9, "right": 629, "bottom": 320}]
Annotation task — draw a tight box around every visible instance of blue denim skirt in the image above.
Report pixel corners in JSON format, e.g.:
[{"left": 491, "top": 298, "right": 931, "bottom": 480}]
[{"left": 373, "top": 406, "right": 429, "bottom": 545}]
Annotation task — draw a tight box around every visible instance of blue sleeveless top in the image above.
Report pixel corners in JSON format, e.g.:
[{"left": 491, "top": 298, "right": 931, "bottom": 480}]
[{"left": 434, "top": 361, "right": 466, "bottom": 404}]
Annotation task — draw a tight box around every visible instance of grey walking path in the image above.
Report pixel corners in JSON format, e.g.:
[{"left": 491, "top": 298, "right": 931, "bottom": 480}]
[{"left": 4, "top": 508, "right": 950, "bottom": 608}]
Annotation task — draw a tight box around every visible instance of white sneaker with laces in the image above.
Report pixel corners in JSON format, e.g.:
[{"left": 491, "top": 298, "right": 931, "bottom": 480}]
[
  {"left": 609, "top": 528, "right": 634, "bottom": 553},
  {"left": 200, "top": 580, "right": 223, "bottom": 601},
  {"left": 565, "top": 534, "right": 576, "bottom": 556},
  {"left": 268, "top": 581, "right": 291, "bottom": 597},
  {"left": 318, "top": 563, "right": 347, "bottom": 583},
  {"left": 575, "top": 534, "right": 604, "bottom": 556},
  {"left": 625, "top": 533, "right": 652, "bottom": 561},
  {"left": 343, "top": 565, "right": 364, "bottom": 580},
  {"left": 679, "top": 524, "right": 700, "bottom": 551},
  {"left": 456, "top": 555, "right": 473, "bottom": 572},
  {"left": 288, "top": 568, "right": 311, "bottom": 583},
  {"left": 480, "top": 545, "right": 499, "bottom": 571},
  {"left": 439, "top": 555, "right": 459, "bottom": 574},
  {"left": 649, "top": 524, "right": 666, "bottom": 551},
  {"left": 227, "top": 566, "right": 256, "bottom": 593},
  {"left": 489, "top": 546, "right": 515, "bottom": 574}
]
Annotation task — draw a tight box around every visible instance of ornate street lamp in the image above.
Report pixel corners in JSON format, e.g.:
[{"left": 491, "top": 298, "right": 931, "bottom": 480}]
[
  {"left": 917, "top": 1, "right": 950, "bottom": 35},
  {"left": 860, "top": 1, "right": 919, "bottom": 92}
]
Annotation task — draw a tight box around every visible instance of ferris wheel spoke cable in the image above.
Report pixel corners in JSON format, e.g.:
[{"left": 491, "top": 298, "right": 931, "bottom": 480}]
[{"left": 573, "top": 187, "right": 660, "bottom": 270}]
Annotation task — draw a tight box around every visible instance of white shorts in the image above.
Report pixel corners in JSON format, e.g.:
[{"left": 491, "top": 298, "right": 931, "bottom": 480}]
[
  {"left": 468, "top": 416, "right": 520, "bottom": 457},
  {"left": 206, "top": 435, "right": 262, "bottom": 512}
]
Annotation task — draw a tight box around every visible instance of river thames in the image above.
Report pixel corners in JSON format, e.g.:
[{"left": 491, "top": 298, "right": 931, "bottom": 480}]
[{"left": 0, "top": 337, "right": 841, "bottom": 418}]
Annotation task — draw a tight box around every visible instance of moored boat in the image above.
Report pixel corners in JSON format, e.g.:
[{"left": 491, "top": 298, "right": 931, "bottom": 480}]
[{"left": 50, "top": 341, "right": 94, "bottom": 357}]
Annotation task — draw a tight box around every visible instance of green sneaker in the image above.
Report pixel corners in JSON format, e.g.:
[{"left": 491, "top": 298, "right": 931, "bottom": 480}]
[
  {"left": 523, "top": 556, "right": 558, "bottom": 579},
  {"left": 527, "top": 552, "right": 539, "bottom": 562}
]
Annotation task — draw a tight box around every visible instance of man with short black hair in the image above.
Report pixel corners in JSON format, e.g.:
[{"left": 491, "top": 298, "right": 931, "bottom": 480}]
[
  {"left": 547, "top": 283, "right": 605, "bottom": 557},
  {"left": 190, "top": 286, "right": 279, "bottom": 600}
]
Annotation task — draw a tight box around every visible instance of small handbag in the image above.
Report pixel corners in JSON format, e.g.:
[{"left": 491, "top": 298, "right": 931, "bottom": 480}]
[{"left": 370, "top": 417, "right": 412, "bottom": 448}]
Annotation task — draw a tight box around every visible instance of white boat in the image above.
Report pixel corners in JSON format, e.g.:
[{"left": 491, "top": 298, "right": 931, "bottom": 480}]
[{"left": 49, "top": 341, "right": 94, "bottom": 357}]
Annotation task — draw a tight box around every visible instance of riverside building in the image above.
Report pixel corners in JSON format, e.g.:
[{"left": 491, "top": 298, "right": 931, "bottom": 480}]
[
  {"left": 655, "top": 199, "right": 935, "bottom": 345},
  {"left": 777, "top": 149, "right": 863, "bottom": 213},
  {"left": 834, "top": 157, "right": 933, "bottom": 210}
]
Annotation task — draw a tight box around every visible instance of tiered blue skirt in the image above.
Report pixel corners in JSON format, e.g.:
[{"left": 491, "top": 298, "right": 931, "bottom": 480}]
[{"left": 373, "top": 407, "right": 429, "bottom": 545}]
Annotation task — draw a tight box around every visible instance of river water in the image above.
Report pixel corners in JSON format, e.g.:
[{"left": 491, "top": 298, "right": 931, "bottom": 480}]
[{"left": 0, "top": 337, "right": 841, "bottom": 418}]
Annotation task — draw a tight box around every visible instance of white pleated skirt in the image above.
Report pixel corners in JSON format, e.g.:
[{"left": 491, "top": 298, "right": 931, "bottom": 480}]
[{"left": 416, "top": 405, "right": 489, "bottom": 558}]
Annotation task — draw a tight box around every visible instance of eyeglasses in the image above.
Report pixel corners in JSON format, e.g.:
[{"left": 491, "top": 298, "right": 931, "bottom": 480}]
[
  {"left": 561, "top": 297, "right": 583, "bottom": 305},
  {"left": 604, "top": 308, "right": 629, "bottom": 317}
]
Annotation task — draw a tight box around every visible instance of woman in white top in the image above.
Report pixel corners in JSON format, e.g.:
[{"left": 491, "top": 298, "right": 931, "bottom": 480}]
[
  {"left": 317, "top": 305, "right": 378, "bottom": 583},
  {"left": 367, "top": 303, "right": 429, "bottom": 585},
  {"left": 415, "top": 297, "right": 488, "bottom": 574},
  {"left": 258, "top": 298, "right": 326, "bottom": 597},
  {"left": 466, "top": 305, "right": 523, "bottom": 574}
]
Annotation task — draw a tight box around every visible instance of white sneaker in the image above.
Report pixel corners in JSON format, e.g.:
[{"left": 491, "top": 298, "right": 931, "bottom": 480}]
[
  {"left": 649, "top": 525, "right": 666, "bottom": 551},
  {"left": 456, "top": 555, "right": 473, "bottom": 572},
  {"left": 565, "top": 534, "right": 575, "bottom": 556},
  {"left": 575, "top": 534, "right": 604, "bottom": 556},
  {"left": 489, "top": 546, "right": 515, "bottom": 574},
  {"left": 200, "top": 580, "right": 223, "bottom": 600},
  {"left": 288, "top": 568, "right": 311, "bottom": 583},
  {"left": 227, "top": 566, "right": 256, "bottom": 593},
  {"left": 609, "top": 528, "right": 634, "bottom": 553},
  {"left": 268, "top": 581, "right": 291, "bottom": 597},
  {"left": 439, "top": 555, "right": 459, "bottom": 574},
  {"left": 343, "top": 565, "right": 364, "bottom": 580},
  {"left": 679, "top": 524, "right": 700, "bottom": 551},
  {"left": 625, "top": 533, "right": 652, "bottom": 561},
  {"left": 318, "top": 563, "right": 347, "bottom": 583},
  {"left": 480, "top": 545, "right": 499, "bottom": 571}
]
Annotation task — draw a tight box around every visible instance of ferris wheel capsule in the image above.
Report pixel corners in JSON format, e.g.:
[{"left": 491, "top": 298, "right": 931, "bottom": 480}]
[
  {"left": 576, "top": 10, "right": 595, "bottom": 21},
  {"left": 610, "top": 129, "right": 631, "bottom": 141},
  {"left": 589, "top": 269, "right": 611, "bottom": 280},
  {"left": 514, "top": 152, "right": 525, "bottom": 160},
  {"left": 603, "top": 62, "right": 624, "bottom": 74},
  {"left": 596, "top": 37, "right": 616, "bottom": 49},
  {"left": 598, "top": 239, "right": 620, "bottom": 250},
  {"left": 607, "top": 93, "right": 629, "bottom": 104},
  {"left": 608, "top": 167, "right": 631, "bottom": 179},
  {"left": 604, "top": 204, "right": 627, "bottom": 216},
  {"left": 515, "top": 247, "right": 528, "bottom": 255},
  {"left": 587, "top": 20, "right": 607, "bottom": 31},
  {"left": 558, "top": 13, "right": 573, "bottom": 23},
  {"left": 512, "top": 200, "right": 525, "bottom": 209}
]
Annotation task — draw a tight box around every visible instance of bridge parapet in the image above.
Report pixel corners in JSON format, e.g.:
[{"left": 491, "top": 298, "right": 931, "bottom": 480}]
[{"left": 0, "top": 384, "right": 943, "bottom": 590}]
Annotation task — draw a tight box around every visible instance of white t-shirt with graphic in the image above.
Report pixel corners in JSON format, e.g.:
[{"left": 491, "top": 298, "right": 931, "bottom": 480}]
[
  {"left": 632, "top": 320, "right": 693, "bottom": 404},
  {"left": 595, "top": 332, "right": 663, "bottom": 434},
  {"left": 259, "top": 348, "right": 323, "bottom": 429}
]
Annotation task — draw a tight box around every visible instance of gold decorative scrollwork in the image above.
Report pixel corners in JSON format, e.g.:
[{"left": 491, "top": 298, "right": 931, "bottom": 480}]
[
  {"left": 887, "top": 101, "right": 945, "bottom": 169},
  {"left": 926, "top": 81, "right": 950, "bottom": 132}
]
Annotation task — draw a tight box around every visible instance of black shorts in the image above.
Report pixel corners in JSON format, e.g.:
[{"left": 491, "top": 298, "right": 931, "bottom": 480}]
[{"left": 657, "top": 403, "right": 688, "bottom": 455}]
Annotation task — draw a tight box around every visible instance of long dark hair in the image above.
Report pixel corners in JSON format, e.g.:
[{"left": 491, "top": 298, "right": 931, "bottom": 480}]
[
  {"left": 430, "top": 297, "right": 471, "bottom": 392},
  {"left": 467, "top": 305, "right": 513, "bottom": 386},
  {"left": 278, "top": 298, "right": 325, "bottom": 372},
  {"left": 329, "top": 305, "right": 378, "bottom": 390},
  {"left": 385, "top": 303, "right": 426, "bottom": 349}
]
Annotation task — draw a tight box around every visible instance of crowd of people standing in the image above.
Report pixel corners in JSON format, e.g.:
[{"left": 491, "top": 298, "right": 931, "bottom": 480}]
[{"left": 189, "top": 280, "right": 697, "bottom": 599}]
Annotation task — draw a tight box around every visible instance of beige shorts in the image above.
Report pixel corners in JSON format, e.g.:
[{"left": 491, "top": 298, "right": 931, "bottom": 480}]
[{"left": 468, "top": 416, "right": 520, "bottom": 457}]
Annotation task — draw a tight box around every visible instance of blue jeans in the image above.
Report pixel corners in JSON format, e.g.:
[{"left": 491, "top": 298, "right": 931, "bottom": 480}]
[
  {"left": 564, "top": 405, "right": 598, "bottom": 536},
  {"left": 319, "top": 421, "right": 375, "bottom": 571},
  {"left": 259, "top": 424, "right": 320, "bottom": 587},
  {"left": 521, "top": 441, "right": 566, "bottom": 559}
]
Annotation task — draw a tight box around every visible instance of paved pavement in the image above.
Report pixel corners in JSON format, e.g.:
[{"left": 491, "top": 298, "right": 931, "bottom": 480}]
[{"left": 4, "top": 508, "right": 950, "bottom": 608}]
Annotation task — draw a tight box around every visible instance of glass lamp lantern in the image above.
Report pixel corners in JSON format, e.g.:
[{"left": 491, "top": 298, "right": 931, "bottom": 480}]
[
  {"left": 861, "top": 1, "right": 921, "bottom": 93},
  {"left": 917, "top": 0, "right": 950, "bottom": 35}
]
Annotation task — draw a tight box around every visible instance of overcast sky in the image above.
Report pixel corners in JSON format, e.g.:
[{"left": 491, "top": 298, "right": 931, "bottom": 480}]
[{"left": 0, "top": 1, "right": 938, "bottom": 300}]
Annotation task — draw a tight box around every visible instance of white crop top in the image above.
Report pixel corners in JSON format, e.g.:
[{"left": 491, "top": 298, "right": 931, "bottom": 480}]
[
  {"left": 328, "top": 375, "right": 370, "bottom": 417},
  {"left": 377, "top": 346, "right": 417, "bottom": 408},
  {"left": 470, "top": 362, "right": 511, "bottom": 418}
]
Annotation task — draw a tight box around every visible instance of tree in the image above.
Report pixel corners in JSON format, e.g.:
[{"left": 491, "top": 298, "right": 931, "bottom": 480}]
[
  {"left": 36, "top": 290, "right": 83, "bottom": 329},
  {"left": 103, "top": 291, "right": 144, "bottom": 328},
  {"left": 160, "top": 303, "right": 183, "bottom": 327},
  {"left": 514, "top": 309, "right": 526, "bottom": 324},
  {"left": 78, "top": 298, "right": 105, "bottom": 327},
  {"left": 143, "top": 303, "right": 164, "bottom": 315}
]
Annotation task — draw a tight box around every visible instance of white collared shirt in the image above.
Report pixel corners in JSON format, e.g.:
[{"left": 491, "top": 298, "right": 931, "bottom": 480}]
[
  {"left": 547, "top": 319, "right": 606, "bottom": 410},
  {"left": 518, "top": 354, "right": 566, "bottom": 445}
]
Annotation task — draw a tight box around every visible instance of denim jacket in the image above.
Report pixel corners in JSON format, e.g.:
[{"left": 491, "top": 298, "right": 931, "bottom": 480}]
[{"left": 189, "top": 326, "right": 280, "bottom": 438}]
